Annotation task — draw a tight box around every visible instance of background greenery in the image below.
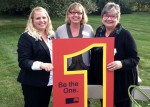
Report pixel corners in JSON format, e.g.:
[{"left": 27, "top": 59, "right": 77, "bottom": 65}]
[
  {"left": 0, "top": 0, "right": 150, "bottom": 17},
  {"left": 0, "top": 12, "right": 150, "bottom": 107}
]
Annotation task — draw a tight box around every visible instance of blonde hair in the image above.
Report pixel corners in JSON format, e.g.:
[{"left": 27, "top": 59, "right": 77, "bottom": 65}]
[
  {"left": 65, "top": 2, "right": 88, "bottom": 24},
  {"left": 101, "top": 2, "right": 121, "bottom": 21},
  {"left": 25, "top": 6, "right": 54, "bottom": 40}
]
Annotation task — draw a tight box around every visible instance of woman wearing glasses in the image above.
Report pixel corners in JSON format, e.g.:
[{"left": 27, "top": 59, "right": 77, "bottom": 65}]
[
  {"left": 56, "top": 2, "right": 94, "bottom": 39},
  {"left": 56, "top": 2, "right": 94, "bottom": 74},
  {"left": 90, "top": 2, "right": 140, "bottom": 107},
  {"left": 56, "top": 2, "right": 94, "bottom": 107}
]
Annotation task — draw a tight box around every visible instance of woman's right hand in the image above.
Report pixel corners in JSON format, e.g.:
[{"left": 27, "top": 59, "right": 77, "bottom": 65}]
[
  {"left": 40, "top": 63, "right": 53, "bottom": 72},
  {"left": 107, "top": 61, "right": 122, "bottom": 71}
]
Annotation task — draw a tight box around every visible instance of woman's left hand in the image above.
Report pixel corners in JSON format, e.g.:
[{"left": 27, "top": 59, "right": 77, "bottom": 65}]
[{"left": 107, "top": 61, "right": 122, "bottom": 71}]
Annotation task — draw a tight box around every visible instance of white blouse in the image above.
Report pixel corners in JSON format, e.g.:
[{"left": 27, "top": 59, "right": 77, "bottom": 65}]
[{"left": 31, "top": 37, "right": 53, "bottom": 86}]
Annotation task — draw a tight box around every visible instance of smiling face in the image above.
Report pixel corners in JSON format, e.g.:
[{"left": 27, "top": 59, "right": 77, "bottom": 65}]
[
  {"left": 68, "top": 7, "right": 83, "bottom": 24},
  {"left": 65, "top": 2, "right": 88, "bottom": 24},
  {"left": 32, "top": 10, "right": 48, "bottom": 32},
  {"left": 102, "top": 11, "right": 119, "bottom": 29},
  {"left": 101, "top": 2, "right": 120, "bottom": 30}
]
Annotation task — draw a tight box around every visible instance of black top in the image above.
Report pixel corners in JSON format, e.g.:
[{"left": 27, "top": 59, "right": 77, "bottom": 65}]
[{"left": 66, "top": 24, "right": 84, "bottom": 38}]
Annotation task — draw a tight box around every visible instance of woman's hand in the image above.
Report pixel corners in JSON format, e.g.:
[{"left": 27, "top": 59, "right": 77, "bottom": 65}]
[
  {"left": 107, "top": 61, "right": 122, "bottom": 71},
  {"left": 40, "top": 63, "right": 53, "bottom": 72}
]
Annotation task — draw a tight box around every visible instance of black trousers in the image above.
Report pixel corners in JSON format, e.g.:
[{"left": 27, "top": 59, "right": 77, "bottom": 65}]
[
  {"left": 22, "top": 84, "right": 53, "bottom": 107},
  {"left": 100, "top": 99, "right": 131, "bottom": 107},
  {"left": 115, "top": 99, "right": 131, "bottom": 107}
]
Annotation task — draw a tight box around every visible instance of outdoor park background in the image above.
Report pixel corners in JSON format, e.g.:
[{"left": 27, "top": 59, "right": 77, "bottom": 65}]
[{"left": 0, "top": 0, "right": 150, "bottom": 107}]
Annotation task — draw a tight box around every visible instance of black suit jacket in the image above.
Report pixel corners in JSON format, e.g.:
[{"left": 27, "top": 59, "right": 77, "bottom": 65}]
[{"left": 17, "top": 32, "right": 51, "bottom": 87}]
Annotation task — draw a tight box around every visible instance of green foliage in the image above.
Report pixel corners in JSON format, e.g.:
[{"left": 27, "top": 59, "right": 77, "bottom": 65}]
[
  {"left": 78, "top": 0, "right": 98, "bottom": 14},
  {"left": 30, "top": 0, "right": 49, "bottom": 10},
  {"left": 119, "top": 0, "right": 133, "bottom": 14},
  {"left": 0, "top": 0, "right": 31, "bottom": 14},
  {"left": 31, "top": 0, "right": 98, "bottom": 17},
  {"left": 47, "top": 0, "right": 73, "bottom": 17},
  {"left": 133, "top": 0, "right": 150, "bottom": 12},
  {"left": 94, "top": 0, "right": 107, "bottom": 15},
  {"left": 0, "top": 0, "right": 150, "bottom": 16},
  {"left": 0, "top": 0, "right": 97, "bottom": 17},
  {"left": 95, "top": 0, "right": 133, "bottom": 14}
]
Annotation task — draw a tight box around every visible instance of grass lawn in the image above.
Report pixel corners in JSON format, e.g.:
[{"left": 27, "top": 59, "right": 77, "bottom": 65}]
[{"left": 0, "top": 12, "right": 150, "bottom": 107}]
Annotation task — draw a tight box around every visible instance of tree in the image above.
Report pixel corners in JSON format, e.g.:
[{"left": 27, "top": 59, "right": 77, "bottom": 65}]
[
  {"left": 30, "top": 0, "right": 98, "bottom": 17},
  {"left": 119, "top": 0, "right": 133, "bottom": 14},
  {"left": 0, "top": 0, "right": 97, "bottom": 17},
  {"left": 134, "top": 0, "right": 150, "bottom": 11},
  {"left": 94, "top": 0, "right": 133, "bottom": 14},
  {"left": 0, "top": 0, "right": 31, "bottom": 14}
]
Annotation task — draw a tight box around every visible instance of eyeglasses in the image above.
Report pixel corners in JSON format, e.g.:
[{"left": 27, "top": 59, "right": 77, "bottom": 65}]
[
  {"left": 103, "top": 15, "right": 118, "bottom": 20},
  {"left": 70, "top": 12, "right": 83, "bottom": 15}
]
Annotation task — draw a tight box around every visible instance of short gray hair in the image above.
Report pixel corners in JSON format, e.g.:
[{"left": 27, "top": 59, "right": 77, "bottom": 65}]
[{"left": 101, "top": 2, "right": 121, "bottom": 20}]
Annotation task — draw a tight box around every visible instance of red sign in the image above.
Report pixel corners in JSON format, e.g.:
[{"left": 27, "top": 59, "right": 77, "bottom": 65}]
[{"left": 53, "top": 38, "right": 114, "bottom": 107}]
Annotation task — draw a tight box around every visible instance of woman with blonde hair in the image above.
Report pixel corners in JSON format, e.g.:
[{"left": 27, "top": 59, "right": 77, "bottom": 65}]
[
  {"left": 56, "top": 2, "right": 94, "bottom": 107},
  {"left": 17, "top": 6, "right": 55, "bottom": 107}
]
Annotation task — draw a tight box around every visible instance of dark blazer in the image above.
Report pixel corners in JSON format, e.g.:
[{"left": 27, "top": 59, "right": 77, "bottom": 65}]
[
  {"left": 17, "top": 32, "right": 51, "bottom": 87},
  {"left": 89, "top": 26, "right": 140, "bottom": 102}
]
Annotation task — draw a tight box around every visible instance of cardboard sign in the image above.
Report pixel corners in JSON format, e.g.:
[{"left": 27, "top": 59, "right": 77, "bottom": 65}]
[{"left": 53, "top": 38, "right": 114, "bottom": 107}]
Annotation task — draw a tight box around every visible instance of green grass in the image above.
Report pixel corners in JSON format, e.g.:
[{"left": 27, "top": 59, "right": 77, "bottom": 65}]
[{"left": 0, "top": 12, "right": 150, "bottom": 107}]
